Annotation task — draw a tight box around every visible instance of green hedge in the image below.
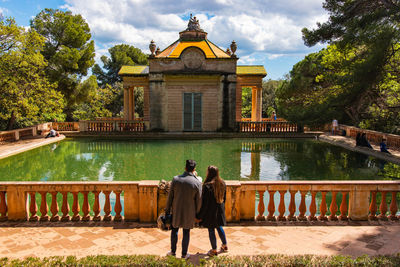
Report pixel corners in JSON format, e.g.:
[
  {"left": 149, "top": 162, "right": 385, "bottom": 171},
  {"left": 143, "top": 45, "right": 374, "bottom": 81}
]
[{"left": 1, "top": 254, "right": 400, "bottom": 266}]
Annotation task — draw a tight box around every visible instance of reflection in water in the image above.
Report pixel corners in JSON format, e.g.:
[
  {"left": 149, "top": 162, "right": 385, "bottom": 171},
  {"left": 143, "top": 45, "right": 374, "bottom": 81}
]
[{"left": 0, "top": 138, "right": 398, "bottom": 181}]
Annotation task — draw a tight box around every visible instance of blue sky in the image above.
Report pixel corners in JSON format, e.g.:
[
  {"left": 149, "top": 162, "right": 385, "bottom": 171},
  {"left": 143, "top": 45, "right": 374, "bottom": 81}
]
[{"left": 1, "top": 0, "right": 328, "bottom": 80}]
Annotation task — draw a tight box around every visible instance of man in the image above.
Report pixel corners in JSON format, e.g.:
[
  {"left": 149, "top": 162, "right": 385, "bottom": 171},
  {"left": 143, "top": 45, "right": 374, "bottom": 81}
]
[{"left": 165, "top": 159, "right": 202, "bottom": 259}]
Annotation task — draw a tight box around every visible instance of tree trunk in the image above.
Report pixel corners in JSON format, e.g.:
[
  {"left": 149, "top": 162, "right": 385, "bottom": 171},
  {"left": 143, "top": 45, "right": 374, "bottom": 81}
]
[{"left": 6, "top": 111, "right": 15, "bottom": 130}]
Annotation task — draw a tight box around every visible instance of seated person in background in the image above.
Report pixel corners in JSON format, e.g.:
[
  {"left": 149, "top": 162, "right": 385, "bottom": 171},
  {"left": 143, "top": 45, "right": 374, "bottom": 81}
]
[
  {"left": 355, "top": 133, "right": 362, "bottom": 146},
  {"left": 45, "top": 128, "right": 58, "bottom": 138},
  {"left": 360, "top": 133, "right": 373, "bottom": 149},
  {"left": 380, "top": 138, "right": 390, "bottom": 154}
]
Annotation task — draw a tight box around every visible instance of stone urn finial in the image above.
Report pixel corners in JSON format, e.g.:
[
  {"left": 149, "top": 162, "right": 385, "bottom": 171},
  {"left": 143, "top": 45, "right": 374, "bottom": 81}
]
[
  {"left": 149, "top": 40, "right": 156, "bottom": 57},
  {"left": 230, "top": 40, "right": 237, "bottom": 57},
  {"left": 226, "top": 48, "right": 231, "bottom": 56},
  {"left": 155, "top": 47, "right": 161, "bottom": 55}
]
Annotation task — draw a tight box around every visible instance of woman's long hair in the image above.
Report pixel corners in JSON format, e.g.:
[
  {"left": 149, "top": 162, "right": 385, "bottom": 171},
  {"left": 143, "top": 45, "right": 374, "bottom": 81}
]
[{"left": 204, "top": 165, "right": 225, "bottom": 204}]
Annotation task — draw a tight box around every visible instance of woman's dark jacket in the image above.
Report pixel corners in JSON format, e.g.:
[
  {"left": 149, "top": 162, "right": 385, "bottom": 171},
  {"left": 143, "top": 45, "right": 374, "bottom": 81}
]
[{"left": 196, "top": 182, "right": 226, "bottom": 228}]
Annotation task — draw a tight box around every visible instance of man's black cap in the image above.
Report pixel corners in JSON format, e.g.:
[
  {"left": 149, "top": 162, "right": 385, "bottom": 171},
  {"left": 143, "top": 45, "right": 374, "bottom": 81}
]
[{"left": 186, "top": 159, "right": 196, "bottom": 172}]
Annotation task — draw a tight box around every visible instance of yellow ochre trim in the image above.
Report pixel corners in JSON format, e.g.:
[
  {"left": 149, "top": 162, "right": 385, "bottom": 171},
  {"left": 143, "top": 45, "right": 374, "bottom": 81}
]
[
  {"left": 118, "top": 65, "right": 149, "bottom": 75},
  {"left": 236, "top": 65, "right": 267, "bottom": 76},
  {"left": 168, "top": 41, "right": 216, "bottom": 58}
]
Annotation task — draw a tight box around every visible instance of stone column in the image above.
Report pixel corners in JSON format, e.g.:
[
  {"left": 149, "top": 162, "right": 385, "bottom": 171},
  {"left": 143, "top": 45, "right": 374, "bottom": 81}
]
[
  {"left": 138, "top": 181, "right": 158, "bottom": 222},
  {"left": 251, "top": 86, "right": 262, "bottom": 122},
  {"left": 143, "top": 85, "right": 150, "bottom": 121},
  {"left": 128, "top": 87, "right": 135, "bottom": 120},
  {"left": 7, "top": 186, "right": 28, "bottom": 221},
  {"left": 123, "top": 184, "right": 139, "bottom": 221},
  {"left": 348, "top": 185, "right": 375, "bottom": 220},
  {"left": 149, "top": 74, "right": 166, "bottom": 130},
  {"left": 123, "top": 86, "right": 129, "bottom": 119}
]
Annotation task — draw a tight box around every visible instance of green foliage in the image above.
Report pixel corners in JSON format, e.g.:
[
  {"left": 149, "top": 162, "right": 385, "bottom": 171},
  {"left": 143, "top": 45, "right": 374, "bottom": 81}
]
[
  {"left": 93, "top": 44, "right": 148, "bottom": 86},
  {"left": 31, "top": 9, "right": 95, "bottom": 117},
  {"left": 0, "top": 17, "right": 65, "bottom": 130},
  {"left": 241, "top": 87, "right": 252, "bottom": 118},
  {"left": 72, "top": 77, "right": 123, "bottom": 120},
  {"left": 295, "top": 0, "right": 400, "bottom": 131},
  {"left": 262, "top": 79, "right": 281, "bottom": 118},
  {"left": 0, "top": 254, "right": 400, "bottom": 266}
]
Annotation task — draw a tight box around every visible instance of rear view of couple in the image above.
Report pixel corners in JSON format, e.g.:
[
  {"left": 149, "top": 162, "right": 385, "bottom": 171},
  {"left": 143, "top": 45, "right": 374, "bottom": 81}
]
[{"left": 165, "top": 160, "right": 228, "bottom": 258}]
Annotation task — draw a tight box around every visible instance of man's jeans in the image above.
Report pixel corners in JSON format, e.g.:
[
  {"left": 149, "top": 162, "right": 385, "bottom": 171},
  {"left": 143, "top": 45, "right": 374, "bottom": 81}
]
[
  {"left": 207, "top": 226, "right": 227, "bottom": 250},
  {"left": 171, "top": 227, "right": 190, "bottom": 257}
]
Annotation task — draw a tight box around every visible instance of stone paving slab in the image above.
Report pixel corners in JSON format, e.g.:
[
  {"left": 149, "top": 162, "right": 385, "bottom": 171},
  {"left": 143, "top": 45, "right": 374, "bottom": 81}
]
[
  {"left": 0, "top": 136, "right": 65, "bottom": 159},
  {"left": 0, "top": 221, "right": 399, "bottom": 259}
]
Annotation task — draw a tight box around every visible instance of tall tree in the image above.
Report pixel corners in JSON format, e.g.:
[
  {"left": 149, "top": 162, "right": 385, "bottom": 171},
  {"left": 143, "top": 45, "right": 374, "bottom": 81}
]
[
  {"left": 0, "top": 17, "right": 65, "bottom": 130},
  {"left": 31, "top": 9, "right": 95, "bottom": 119},
  {"left": 262, "top": 79, "right": 281, "bottom": 118},
  {"left": 301, "top": 0, "right": 400, "bottom": 125},
  {"left": 93, "top": 44, "right": 148, "bottom": 86}
]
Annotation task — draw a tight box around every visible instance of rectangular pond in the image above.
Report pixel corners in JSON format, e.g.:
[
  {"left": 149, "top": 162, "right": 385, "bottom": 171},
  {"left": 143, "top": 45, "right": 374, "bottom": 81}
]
[{"left": 0, "top": 138, "right": 399, "bottom": 181}]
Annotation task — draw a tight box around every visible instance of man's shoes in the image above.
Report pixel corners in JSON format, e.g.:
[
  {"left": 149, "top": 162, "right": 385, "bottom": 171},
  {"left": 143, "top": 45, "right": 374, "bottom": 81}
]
[
  {"left": 207, "top": 249, "right": 218, "bottom": 257},
  {"left": 181, "top": 253, "right": 190, "bottom": 259},
  {"left": 166, "top": 251, "right": 176, "bottom": 257}
]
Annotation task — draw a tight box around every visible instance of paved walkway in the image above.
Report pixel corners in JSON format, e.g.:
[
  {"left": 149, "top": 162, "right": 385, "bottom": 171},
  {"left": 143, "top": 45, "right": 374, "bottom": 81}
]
[
  {"left": 0, "top": 136, "right": 65, "bottom": 159},
  {"left": 320, "top": 134, "right": 400, "bottom": 165},
  {"left": 0, "top": 221, "right": 399, "bottom": 259}
]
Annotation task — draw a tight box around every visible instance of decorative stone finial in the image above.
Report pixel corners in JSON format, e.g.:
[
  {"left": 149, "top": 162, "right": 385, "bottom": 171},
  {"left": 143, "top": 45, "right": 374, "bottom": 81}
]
[
  {"left": 149, "top": 40, "right": 156, "bottom": 57},
  {"left": 230, "top": 41, "right": 237, "bottom": 57},
  {"left": 155, "top": 47, "right": 161, "bottom": 55},
  {"left": 226, "top": 48, "right": 231, "bottom": 56}
]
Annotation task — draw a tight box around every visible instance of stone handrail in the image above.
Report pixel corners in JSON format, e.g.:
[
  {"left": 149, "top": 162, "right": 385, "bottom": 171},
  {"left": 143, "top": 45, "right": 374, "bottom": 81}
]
[
  {"left": 238, "top": 121, "right": 298, "bottom": 133},
  {"left": 0, "top": 181, "right": 398, "bottom": 223},
  {"left": 340, "top": 124, "right": 400, "bottom": 150},
  {"left": 0, "top": 127, "right": 37, "bottom": 142}
]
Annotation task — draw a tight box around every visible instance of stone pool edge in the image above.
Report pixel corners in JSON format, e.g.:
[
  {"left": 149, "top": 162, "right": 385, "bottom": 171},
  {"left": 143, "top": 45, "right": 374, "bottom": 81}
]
[
  {"left": 319, "top": 134, "right": 400, "bottom": 165},
  {"left": 0, "top": 135, "right": 66, "bottom": 160}
]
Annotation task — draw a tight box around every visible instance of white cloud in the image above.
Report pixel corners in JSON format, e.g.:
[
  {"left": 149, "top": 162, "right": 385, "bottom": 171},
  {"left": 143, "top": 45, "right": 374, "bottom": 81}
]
[
  {"left": 0, "top": 7, "right": 8, "bottom": 15},
  {"left": 63, "top": 0, "right": 328, "bottom": 78}
]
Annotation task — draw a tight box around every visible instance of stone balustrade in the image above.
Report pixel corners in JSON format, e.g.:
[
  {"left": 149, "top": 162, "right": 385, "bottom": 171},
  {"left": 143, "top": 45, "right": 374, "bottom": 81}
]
[
  {"left": 79, "top": 120, "right": 148, "bottom": 132},
  {"left": 0, "top": 181, "right": 398, "bottom": 223},
  {"left": 238, "top": 121, "right": 298, "bottom": 133},
  {"left": 340, "top": 124, "right": 400, "bottom": 150},
  {"left": 0, "top": 127, "right": 37, "bottom": 142}
]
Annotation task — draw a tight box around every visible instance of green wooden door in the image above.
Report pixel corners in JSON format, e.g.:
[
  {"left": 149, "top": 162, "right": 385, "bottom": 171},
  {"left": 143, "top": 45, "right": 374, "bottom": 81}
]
[{"left": 183, "top": 92, "right": 202, "bottom": 131}]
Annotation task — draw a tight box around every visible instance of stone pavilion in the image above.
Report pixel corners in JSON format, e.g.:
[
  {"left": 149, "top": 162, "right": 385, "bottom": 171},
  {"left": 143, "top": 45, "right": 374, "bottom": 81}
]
[{"left": 119, "top": 15, "right": 266, "bottom": 131}]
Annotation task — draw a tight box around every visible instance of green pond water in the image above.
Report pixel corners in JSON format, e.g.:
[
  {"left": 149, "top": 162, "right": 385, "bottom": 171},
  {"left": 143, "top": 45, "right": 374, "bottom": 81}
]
[{"left": 0, "top": 138, "right": 399, "bottom": 181}]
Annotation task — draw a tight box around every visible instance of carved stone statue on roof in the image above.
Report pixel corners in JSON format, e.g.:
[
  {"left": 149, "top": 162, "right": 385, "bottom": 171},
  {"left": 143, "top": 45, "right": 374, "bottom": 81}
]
[{"left": 186, "top": 14, "right": 203, "bottom": 32}]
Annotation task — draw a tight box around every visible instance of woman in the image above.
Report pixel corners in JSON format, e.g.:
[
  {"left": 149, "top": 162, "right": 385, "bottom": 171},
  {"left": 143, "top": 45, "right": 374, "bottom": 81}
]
[{"left": 196, "top": 165, "right": 228, "bottom": 256}]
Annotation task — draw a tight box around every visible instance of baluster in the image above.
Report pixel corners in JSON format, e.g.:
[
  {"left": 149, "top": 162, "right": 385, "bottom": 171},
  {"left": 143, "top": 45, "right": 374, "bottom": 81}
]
[
  {"left": 256, "top": 190, "right": 265, "bottom": 221},
  {"left": 287, "top": 190, "right": 296, "bottom": 221},
  {"left": 61, "top": 192, "right": 70, "bottom": 221},
  {"left": 82, "top": 191, "right": 90, "bottom": 221},
  {"left": 389, "top": 191, "right": 398, "bottom": 220},
  {"left": 267, "top": 190, "right": 276, "bottom": 221},
  {"left": 298, "top": 191, "right": 307, "bottom": 221},
  {"left": 28, "top": 192, "right": 38, "bottom": 222},
  {"left": 93, "top": 191, "right": 101, "bottom": 221},
  {"left": 339, "top": 191, "right": 348, "bottom": 220},
  {"left": 103, "top": 191, "right": 112, "bottom": 221},
  {"left": 369, "top": 191, "right": 378, "bottom": 220},
  {"left": 71, "top": 192, "right": 81, "bottom": 221},
  {"left": 50, "top": 192, "right": 60, "bottom": 222},
  {"left": 277, "top": 190, "right": 286, "bottom": 221},
  {"left": 309, "top": 191, "right": 317, "bottom": 221},
  {"left": 329, "top": 191, "right": 338, "bottom": 220},
  {"left": 114, "top": 190, "right": 122, "bottom": 221},
  {"left": 378, "top": 192, "right": 388, "bottom": 220},
  {"left": 318, "top": 191, "right": 328, "bottom": 221},
  {"left": 38, "top": 191, "right": 49, "bottom": 221}
]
